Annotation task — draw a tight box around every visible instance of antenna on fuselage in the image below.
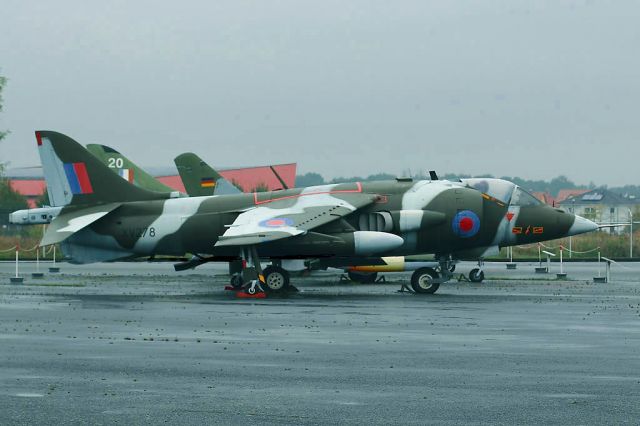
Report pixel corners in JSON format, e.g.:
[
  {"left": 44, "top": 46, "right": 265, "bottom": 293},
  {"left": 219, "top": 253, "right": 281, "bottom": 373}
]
[{"left": 429, "top": 170, "right": 439, "bottom": 180}]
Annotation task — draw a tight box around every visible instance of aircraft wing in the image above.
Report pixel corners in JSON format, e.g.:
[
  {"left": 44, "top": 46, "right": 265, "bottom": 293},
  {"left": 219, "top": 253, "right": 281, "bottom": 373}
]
[
  {"left": 41, "top": 203, "right": 122, "bottom": 246},
  {"left": 215, "top": 191, "right": 376, "bottom": 247}
]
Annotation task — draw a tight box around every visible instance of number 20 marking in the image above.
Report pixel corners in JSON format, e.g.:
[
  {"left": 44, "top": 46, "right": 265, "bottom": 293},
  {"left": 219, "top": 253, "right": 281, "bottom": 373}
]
[{"left": 108, "top": 157, "right": 124, "bottom": 168}]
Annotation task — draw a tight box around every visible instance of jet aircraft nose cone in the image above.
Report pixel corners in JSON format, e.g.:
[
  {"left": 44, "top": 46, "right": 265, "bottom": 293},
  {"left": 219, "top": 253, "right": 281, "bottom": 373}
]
[{"left": 568, "top": 215, "right": 598, "bottom": 236}]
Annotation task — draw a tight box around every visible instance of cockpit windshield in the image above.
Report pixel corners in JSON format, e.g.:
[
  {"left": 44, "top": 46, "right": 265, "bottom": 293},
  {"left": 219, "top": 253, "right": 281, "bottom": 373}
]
[
  {"left": 511, "top": 187, "right": 543, "bottom": 206},
  {"left": 461, "top": 178, "right": 515, "bottom": 204}
]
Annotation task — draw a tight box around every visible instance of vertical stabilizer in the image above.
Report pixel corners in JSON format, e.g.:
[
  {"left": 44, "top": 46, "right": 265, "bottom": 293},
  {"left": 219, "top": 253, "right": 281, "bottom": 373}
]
[
  {"left": 36, "top": 131, "right": 171, "bottom": 205},
  {"left": 174, "top": 152, "right": 241, "bottom": 196}
]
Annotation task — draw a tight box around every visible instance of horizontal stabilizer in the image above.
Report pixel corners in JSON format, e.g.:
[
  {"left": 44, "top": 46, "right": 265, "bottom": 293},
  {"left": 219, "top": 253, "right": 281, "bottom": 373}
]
[{"left": 41, "top": 203, "right": 121, "bottom": 246}]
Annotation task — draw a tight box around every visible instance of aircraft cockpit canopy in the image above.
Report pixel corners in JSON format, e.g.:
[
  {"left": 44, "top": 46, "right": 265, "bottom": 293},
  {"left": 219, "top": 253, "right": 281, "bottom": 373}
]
[
  {"left": 461, "top": 178, "right": 515, "bottom": 205},
  {"left": 511, "top": 186, "right": 543, "bottom": 206}
]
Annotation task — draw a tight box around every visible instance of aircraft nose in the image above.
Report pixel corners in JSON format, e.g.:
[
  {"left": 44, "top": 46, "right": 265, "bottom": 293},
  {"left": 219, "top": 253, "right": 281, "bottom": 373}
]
[{"left": 568, "top": 214, "right": 598, "bottom": 236}]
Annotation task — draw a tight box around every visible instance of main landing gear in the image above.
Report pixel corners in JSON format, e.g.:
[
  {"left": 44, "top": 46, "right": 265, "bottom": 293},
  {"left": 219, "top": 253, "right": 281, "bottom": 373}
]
[
  {"left": 262, "top": 265, "right": 291, "bottom": 292},
  {"left": 402, "top": 256, "right": 482, "bottom": 294},
  {"left": 409, "top": 268, "right": 440, "bottom": 294},
  {"left": 228, "top": 247, "right": 267, "bottom": 299},
  {"left": 228, "top": 255, "right": 294, "bottom": 298},
  {"left": 401, "top": 257, "right": 456, "bottom": 294}
]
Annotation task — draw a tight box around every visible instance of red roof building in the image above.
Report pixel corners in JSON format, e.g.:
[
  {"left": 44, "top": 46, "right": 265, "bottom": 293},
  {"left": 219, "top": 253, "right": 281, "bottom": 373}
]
[
  {"left": 8, "top": 180, "right": 47, "bottom": 208},
  {"left": 532, "top": 191, "right": 556, "bottom": 206},
  {"left": 556, "top": 189, "right": 590, "bottom": 203},
  {"left": 218, "top": 163, "right": 297, "bottom": 192},
  {"left": 7, "top": 163, "right": 298, "bottom": 207},
  {"left": 156, "top": 163, "right": 297, "bottom": 193}
]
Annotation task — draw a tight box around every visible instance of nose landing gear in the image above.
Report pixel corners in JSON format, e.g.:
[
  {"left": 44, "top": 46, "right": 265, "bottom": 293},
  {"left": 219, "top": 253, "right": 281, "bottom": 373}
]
[{"left": 468, "top": 259, "right": 485, "bottom": 283}]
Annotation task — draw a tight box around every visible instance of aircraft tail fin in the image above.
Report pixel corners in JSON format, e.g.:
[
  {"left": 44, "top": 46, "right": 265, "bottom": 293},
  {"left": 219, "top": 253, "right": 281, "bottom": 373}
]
[
  {"left": 86, "top": 144, "right": 179, "bottom": 194},
  {"left": 36, "top": 131, "right": 171, "bottom": 206},
  {"left": 174, "top": 152, "right": 241, "bottom": 196}
]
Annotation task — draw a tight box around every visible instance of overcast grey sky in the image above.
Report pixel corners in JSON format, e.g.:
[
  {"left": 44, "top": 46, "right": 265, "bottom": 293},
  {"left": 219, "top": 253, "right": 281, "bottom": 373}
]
[{"left": 1, "top": 0, "right": 639, "bottom": 185}]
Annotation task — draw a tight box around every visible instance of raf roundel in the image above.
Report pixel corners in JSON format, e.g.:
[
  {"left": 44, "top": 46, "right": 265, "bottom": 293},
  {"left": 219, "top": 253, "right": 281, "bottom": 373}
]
[
  {"left": 259, "top": 217, "right": 294, "bottom": 228},
  {"left": 452, "top": 210, "right": 480, "bottom": 238}
]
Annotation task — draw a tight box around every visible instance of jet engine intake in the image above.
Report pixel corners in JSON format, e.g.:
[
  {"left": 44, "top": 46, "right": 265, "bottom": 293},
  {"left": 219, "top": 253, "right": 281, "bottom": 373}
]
[{"left": 359, "top": 212, "right": 393, "bottom": 232}]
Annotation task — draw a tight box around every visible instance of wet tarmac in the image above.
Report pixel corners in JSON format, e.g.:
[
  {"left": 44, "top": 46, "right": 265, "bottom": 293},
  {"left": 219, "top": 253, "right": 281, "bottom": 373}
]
[{"left": 1, "top": 261, "right": 639, "bottom": 425}]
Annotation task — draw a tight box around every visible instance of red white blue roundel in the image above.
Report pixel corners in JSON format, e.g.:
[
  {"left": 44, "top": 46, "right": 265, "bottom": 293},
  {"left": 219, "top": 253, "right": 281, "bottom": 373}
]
[
  {"left": 259, "top": 217, "right": 294, "bottom": 228},
  {"left": 452, "top": 210, "right": 480, "bottom": 238}
]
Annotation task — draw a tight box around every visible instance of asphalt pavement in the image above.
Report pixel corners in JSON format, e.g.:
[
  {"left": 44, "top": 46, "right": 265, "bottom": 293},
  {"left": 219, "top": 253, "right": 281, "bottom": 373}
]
[{"left": 1, "top": 261, "right": 639, "bottom": 425}]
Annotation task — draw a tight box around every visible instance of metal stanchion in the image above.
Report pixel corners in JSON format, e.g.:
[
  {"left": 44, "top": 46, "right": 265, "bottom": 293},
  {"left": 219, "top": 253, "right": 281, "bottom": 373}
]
[
  {"left": 10, "top": 245, "right": 24, "bottom": 284},
  {"left": 535, "top": 244, "right": 548, "bottom": 273},
  {"left": 506, "top": 246, "right": 517, "bottom": 269},
  {"left": 594, "top": 250, "right": 606, "bottom": 283},
  {"left": 556, "top": 246, "right": 567, "bottom": 279},
  {"left": 49, "top": 245, "right": 60, "bottom": 273},
  {"left": 32, "top": 246, "right": 44, "bottom": 279}
]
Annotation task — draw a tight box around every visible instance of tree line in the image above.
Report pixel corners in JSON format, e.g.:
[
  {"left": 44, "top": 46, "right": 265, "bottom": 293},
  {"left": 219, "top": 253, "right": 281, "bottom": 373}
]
[{"left": 295, "top": 172, "right": 640, "bottom": 198}]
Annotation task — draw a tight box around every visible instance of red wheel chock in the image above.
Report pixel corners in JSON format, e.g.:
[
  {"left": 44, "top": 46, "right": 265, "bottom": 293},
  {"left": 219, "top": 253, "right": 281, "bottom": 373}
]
[{"left": 235, "top": 290, "right": 267, "bottom": 299}]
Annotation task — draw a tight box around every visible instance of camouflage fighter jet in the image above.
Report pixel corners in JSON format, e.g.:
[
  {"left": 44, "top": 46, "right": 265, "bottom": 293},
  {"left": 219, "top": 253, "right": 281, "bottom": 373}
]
[{"left": 35, "top": 130, "right": 598, "bottom": 296}]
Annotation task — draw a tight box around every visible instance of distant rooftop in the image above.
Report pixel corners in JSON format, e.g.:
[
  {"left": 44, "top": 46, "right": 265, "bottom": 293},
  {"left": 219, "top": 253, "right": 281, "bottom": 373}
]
[
  {"left": 555, "top": 188, "right": 590, "bottom": 203},
  {"left": 559, "top": 188, "right": 638, "bottom": 205}
]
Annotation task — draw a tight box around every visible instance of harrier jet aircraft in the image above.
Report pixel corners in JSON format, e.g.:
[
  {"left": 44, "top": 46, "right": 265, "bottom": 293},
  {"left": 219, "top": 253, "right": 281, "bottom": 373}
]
[{"left": 35, "top": 130, "right": 598, "bottom": 296}]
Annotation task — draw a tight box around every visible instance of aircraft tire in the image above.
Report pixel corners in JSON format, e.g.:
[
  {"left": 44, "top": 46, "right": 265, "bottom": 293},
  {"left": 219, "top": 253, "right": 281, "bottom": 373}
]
[
  {"left": 347, "top": 271, "right": 378, "bottom": 284},
  {"left": 230, "top": 274, "right": 243, "bottom": 289},
  {"left": 410, "top": 268, "right": 440, "bottom": 294},
  {"left": 469, "top": 268, "right": 485, "bottom": 283},
  {"left": 263, "top": 266, "right": 290, "bottom": 293}
]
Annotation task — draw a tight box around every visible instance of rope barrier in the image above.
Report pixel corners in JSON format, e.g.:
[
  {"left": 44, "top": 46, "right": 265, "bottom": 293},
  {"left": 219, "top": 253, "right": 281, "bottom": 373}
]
[
  {"left": 513, "top": 242, "right": 601, "bottom": 255},
  {"left": 0, "top": 244, "right": 55, "bottom": 254},
  {"left": 19, "top": 244, "right": 40, "bottom": 252},
  {"left": 514, "top": 244, "right": 539, "bottom": 249},
  {"left": 561, "top": 246, "right": 600, "bottom": 255},
  {"left": 539, "top": 242, "right": 561, "bottom": 250}
]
